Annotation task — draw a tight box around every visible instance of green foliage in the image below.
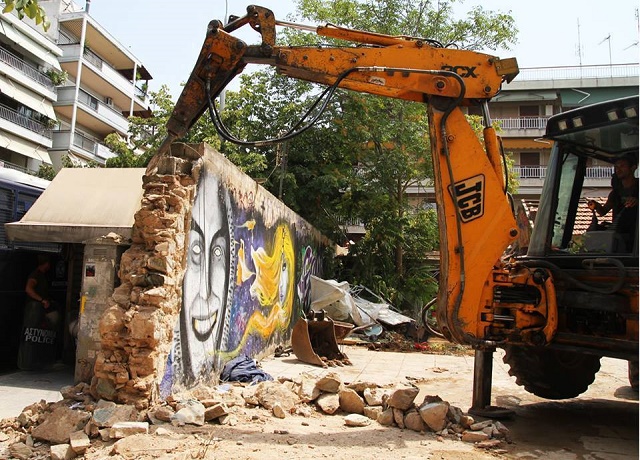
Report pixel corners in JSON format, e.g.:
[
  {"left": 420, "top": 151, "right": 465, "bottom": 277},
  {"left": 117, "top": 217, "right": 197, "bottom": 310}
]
[
  {"left": 2, "top": 0, "right": 50, "bottom": 31},
  {"left": 104, "top": 133, "right": 145, "bottom": 168},
  {"left": 36, "top": 163, "right": 55, "bottom": 181},
  {"left": 46, "top": 69, "right": 68, "bottom": 86},
  {"left": 218, "top": 70, "right": 354, "bottom": 239},
  {"left": 295, "top": 0, "right": 517, "bottom": 50},
  {"left": 281, "top": 0, "right": 515, "bottom": 311},
  {"left": 61, "top": 154, "right": 100, "bottom": 169}
]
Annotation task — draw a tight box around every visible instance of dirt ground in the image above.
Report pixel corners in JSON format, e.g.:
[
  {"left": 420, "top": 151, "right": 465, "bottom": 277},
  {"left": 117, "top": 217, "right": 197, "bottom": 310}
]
[{"left": 1, "top": 341, "right": 638, "bottom": 460}]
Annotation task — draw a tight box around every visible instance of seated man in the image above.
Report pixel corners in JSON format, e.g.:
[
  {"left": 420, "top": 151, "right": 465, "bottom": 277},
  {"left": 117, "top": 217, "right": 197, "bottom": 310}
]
[{"left": 588, "top": 155, "right": 638, "bottom": 251}]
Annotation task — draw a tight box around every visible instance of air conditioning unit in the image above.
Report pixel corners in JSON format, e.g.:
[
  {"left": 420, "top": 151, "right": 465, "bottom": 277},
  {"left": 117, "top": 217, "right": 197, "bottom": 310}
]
[{"left": 104, "top": 97, "right": 114, "bottom": 107}]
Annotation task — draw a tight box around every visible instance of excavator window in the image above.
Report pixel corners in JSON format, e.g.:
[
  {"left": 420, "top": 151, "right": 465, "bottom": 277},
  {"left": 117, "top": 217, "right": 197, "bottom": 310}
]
[{"left": 532, "top": 96, "right": 639, "bottom": 258}]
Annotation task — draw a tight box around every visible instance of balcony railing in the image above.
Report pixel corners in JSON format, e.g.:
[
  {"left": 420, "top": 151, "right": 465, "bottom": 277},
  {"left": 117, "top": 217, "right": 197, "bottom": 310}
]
[
  {"left": 516, "top": 64, "right": 639, "bottom": 81},
  {"left": 0, "top": 46, "right": 55, "bottom": 90},
  {"left": 57, "top": 86, "right": 129, "bottom": 132},
  {"left": 83, "top": 48, "right": 103, "bottom": 70},
  {"left": 495, "top": 117, "right": 549, "bottom": 130},
  {"left": 134, "top": 84, "right": 147, "bottom": 99},
  {"left": 514, "top": 165, "right": 613, "bottom": 180},
  {"left": 0, "top": 159, "right": 36, "bottom": 175},
  {"left": 60, "top": 42, "right": 148, "bottom": 103},
  {"left": 52, "top": 129, "right": 117, "bottom": 161},
  {"left": 585, "top": 166, "right": 615, "bottom": 179},
  {"left": 0, "top": 104, "right": 52, "bottom": 138}
]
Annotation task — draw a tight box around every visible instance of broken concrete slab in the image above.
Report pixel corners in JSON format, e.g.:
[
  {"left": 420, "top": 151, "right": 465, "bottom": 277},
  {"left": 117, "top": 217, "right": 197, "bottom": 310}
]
[{"left": 31, "top": 406, "right": 91, "bottom": 444}]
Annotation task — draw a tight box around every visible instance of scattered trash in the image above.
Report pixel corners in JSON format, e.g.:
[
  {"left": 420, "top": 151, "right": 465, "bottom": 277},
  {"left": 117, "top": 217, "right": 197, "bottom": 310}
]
[
  {"left": 220, "top": 355, "right": 273, "bottom": 384},
  {"left": 274, "top": 346, "right": 292, "bottom": 358}
]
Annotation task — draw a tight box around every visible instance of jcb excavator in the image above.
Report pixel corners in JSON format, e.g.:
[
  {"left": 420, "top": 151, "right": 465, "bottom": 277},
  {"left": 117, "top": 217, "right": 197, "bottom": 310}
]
[{"left": 159, "top": 5, "right": 638, "bottom": 416}]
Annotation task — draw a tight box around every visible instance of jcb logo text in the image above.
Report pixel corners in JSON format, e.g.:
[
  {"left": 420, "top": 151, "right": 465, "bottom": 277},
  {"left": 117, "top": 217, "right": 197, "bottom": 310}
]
[{"left": 449, "top": 175, "right": 485, "bottom": 223}]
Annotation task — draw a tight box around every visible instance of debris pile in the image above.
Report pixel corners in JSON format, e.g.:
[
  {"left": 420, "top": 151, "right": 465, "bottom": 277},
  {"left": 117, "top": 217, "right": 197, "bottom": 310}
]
[{"left": 0, "top": 372, "right": 509, "bottom": 458}]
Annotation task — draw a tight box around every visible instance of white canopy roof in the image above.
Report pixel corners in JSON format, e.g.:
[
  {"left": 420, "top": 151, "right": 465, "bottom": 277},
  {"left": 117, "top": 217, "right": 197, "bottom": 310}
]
[{"left": 5, "top": 167, "right": 145, "bottom": 243}]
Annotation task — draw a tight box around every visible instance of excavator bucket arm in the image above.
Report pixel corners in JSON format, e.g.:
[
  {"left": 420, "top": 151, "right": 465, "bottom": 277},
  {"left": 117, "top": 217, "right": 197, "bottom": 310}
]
[{"left": 160, "top": 5, "right": 526, "bottom": 352}]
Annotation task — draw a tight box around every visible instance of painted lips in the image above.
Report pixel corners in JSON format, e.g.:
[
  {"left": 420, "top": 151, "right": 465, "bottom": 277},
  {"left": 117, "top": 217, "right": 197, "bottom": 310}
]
[{"left": 192, "top": 308, "right": 218, "bottom": 341}]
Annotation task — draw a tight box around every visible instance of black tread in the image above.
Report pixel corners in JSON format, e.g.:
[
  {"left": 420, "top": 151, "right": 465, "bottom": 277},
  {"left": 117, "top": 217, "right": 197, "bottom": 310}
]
[{"left": 503, "top": 345, "right": 601, "bottom": 399}]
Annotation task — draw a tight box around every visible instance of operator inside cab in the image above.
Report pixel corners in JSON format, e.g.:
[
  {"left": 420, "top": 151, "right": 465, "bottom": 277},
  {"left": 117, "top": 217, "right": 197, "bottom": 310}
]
[{"left": 586, "top": 154, "right": 639, "bottom": 253}]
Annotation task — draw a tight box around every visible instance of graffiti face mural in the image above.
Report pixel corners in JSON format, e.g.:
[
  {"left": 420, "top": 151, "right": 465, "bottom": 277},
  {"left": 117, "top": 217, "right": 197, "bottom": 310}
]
[
  {"left": 179, "top": 166, "right": 233, "bottom": 381},
  {"left": 164, "top": 150, "right": 329, "bottom": 391}
]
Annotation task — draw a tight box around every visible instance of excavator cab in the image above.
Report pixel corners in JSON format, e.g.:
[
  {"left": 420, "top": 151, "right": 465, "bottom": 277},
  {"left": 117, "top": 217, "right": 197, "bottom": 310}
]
[
  {"left": 497, "top": 96, "right": 639, "bottom": 400},
  {"left": 530, "top": 97, "right": 638, "bottom": 258}
]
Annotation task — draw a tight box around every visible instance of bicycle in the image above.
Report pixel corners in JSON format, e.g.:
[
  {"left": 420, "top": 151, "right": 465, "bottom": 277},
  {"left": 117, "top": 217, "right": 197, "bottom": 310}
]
[{"left": 420, "top": 298, "right": 444, "bottom": 338}]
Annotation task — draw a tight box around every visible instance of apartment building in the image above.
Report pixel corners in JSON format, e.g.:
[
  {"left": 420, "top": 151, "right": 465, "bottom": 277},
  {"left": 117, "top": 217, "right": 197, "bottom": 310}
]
[
  {"left": 405, "top": 64, "right": 639, "bottom": 207},
  {"left": 488, "top": 64, "right": 639, "bottom": 201},
  {"left": 42, "top": 0, "right": 152, "bottom": 169},
  {"left": 0, "top": 7, "right": 61, "bottom": 173},
  {"left": 0, "top": 0, "right": 152, "bottom": 172}
]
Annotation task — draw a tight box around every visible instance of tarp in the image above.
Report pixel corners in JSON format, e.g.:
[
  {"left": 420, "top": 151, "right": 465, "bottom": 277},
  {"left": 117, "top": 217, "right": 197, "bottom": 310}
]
[
  {"left": 5, "top": 168, "right": 145, "bottom": 243},
  {"left": 310, "top": 276, "right": 414, "bottom": 328},
  {"left": 310, "top": 275, "right": 362, "bottom": 324}
]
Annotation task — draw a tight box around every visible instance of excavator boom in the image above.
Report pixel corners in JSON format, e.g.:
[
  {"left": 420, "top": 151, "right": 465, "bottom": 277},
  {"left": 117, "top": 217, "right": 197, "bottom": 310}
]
[{"left": 161, "top": 4, "right": 521, "bottom": 351}]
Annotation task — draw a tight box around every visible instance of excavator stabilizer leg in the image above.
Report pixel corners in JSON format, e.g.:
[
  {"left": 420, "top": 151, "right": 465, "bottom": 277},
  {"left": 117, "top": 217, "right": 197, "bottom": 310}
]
[{"left": 469, "top": 347, "right": 514, "bottom": 419}]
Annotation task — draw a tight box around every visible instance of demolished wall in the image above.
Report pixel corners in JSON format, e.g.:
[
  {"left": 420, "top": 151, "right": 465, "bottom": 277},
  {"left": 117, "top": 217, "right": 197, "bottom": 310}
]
[{"left": 92, "top": 143, "right": 329, "bottom": 407}]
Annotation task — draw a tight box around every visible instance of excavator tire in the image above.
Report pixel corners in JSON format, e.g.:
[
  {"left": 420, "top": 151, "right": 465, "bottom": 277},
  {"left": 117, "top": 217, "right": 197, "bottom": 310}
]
[{"left": 502, "top": 345, "right": 601, "bottom": 400}]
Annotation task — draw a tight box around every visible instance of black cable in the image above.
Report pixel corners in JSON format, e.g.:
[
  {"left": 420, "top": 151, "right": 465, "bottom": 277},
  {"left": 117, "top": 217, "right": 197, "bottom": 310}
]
[{"left": 206, "top": 67, "right": 362, "bottom": 147}]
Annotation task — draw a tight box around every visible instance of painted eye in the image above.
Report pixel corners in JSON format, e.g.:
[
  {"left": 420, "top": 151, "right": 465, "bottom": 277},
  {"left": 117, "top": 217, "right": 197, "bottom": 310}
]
[
  {"left": 212, "top": 245, "right": 223, "bottom": 260},
  {"left": 190, "top": 241, "right": 202, "bottom": 264}
]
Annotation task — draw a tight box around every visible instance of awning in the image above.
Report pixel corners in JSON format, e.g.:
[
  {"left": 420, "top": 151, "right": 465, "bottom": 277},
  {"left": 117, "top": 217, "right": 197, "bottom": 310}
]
[
  {"left": 0, "top": 74, "right": 57, "bottom": 119},
  {"left": 0, "top": 131, "right": 52, "bottom": 163},
  {"left": 0, "top": 17, "right": 62, "bottom": 70},
  {"left": 502, "top": 138, "right": 553, "bottom": 150},
  {"left": 5, "top": 168, "right": 146, "bottom": 243},
  {"left": 493, "top": 90, "right": 558, "bottom": 103}
]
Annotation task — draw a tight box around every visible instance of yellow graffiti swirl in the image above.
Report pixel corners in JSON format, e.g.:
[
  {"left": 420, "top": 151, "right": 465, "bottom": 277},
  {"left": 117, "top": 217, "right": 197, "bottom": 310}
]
[{"left": 222, "top": 223, "right": 295, "bottom": 358}]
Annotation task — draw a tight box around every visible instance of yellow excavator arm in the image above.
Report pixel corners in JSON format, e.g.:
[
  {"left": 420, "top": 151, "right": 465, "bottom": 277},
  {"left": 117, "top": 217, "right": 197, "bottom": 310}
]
[{"left": 160, "top": 5, "right": 521, "bottom": 346}]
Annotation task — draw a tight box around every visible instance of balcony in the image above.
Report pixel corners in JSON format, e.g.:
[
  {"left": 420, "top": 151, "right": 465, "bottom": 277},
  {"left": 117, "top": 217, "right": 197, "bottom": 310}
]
[
  {"left": 0, "top": 46, "right": 55, "bottom": 92},
  {"left": 55, "top": 86, "right": 129, "bottom": 135},
  {"left": 516, "top": 64, "right": 639, "bottom": 82},
  {"left": 494, "top": 117, "right": 549, "bottom": 137},
  {"left": 513, "top": 165, "right": 613, "bottom": 181},
  {"left": 51, "top": 129, "right": 117, "bottom": 162},
  {"left": 0, "top": 104, "right": 52, "bottom": 140},
  {"left": 59, "top": 43, "right": 149, "bottom": 112}
]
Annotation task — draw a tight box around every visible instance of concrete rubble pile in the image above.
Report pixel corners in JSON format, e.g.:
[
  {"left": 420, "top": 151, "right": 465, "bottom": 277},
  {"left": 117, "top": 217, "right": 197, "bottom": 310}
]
[{"left": 0, "top": 372, "right": 510, "bottom": 459}]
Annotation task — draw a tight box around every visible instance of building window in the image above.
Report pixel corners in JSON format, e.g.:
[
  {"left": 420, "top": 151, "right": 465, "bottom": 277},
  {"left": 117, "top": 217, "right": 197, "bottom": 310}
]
[
  {"left": 519, "top": 106, "right": 539, "bottom": 117},
  {"left": 519, "top": 105, "right": 540, "bottom": 129},
  {"left": 519, "top": 152, "right": 541, "bottom": 178}
]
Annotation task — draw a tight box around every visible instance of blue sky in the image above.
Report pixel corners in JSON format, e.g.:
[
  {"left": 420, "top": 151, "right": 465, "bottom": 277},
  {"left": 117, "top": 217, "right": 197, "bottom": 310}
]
[{"left": 88, "top": 1, "right": 639, "bottom": 100}]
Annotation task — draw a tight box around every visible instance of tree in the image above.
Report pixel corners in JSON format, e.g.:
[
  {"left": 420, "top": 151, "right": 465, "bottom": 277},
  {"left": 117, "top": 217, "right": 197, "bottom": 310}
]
[
  {"left": 2, "top": 0, "right": 49, "bottom": 31},
  {"left": 214, "top": 71, "right": 356, "bottom": 242},
  {"left": 280, "top": 0, "right": 518, "bottom": 310},
  {"left": 206, "top": 0, "right": 518, "bottom": 311}
]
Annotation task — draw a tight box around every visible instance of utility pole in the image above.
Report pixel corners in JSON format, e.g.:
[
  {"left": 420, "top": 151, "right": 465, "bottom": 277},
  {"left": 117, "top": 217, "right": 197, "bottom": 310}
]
[
  {"left": 598, "top": 34, "right": 612, "bottom": 68},
  {"left": 576, "top": 18, "right": 583, "bottom": 67}
]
